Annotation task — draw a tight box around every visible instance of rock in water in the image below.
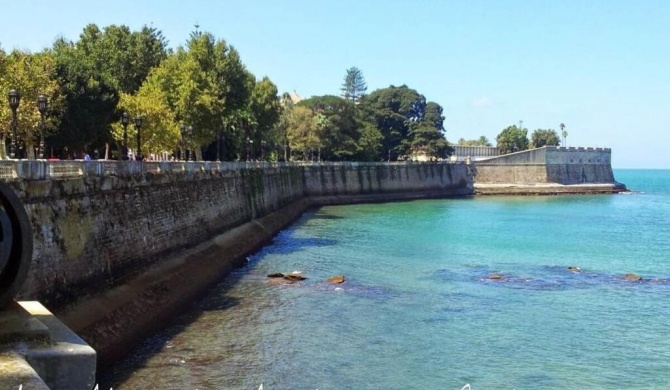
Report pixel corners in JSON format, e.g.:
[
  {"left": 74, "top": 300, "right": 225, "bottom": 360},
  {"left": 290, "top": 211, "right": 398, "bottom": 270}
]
[
  {"left": 284, "top": 273, "right": 307, "bottom": 281},
  {"left": 567, "top": 266, "right": 582, "bottom": 273},
  {"left": 267, "top": 273, "right": 284, "bottom": 278},
  {"left": 327, "top": 275, "right": 346, "bottom": 284},
  {"left": 488, "top": 274, "right": 503, "bottom": 280},
  {"left": 624, "top": 273, "right": 643, "bottom": 282}
]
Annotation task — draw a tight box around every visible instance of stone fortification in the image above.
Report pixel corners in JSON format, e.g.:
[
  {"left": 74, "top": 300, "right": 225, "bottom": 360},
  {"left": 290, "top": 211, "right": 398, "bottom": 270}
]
[
  {"left": 1, "top": 160, "right": 470, "bottom": 308},
  {"left": 472, "top": 146, "right": 623, "bottom": 193}
]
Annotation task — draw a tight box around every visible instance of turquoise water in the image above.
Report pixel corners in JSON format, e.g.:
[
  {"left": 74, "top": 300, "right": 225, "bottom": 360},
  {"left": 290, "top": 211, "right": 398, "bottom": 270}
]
[{"left": 105, "top": 169, "right": 670, "bottom": 389}]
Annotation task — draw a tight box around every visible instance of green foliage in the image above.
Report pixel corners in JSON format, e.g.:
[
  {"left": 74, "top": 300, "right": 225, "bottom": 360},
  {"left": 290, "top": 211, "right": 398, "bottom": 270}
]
[
  {"left": 530, "top": 128, "right": 560, "bottom": 148},
  {"left": 113, "top": 89, "right": 179, "bottom": 155},
  {"left": 496, "top": 125, "right": 529, "bottom": 154},
  {"left": 341, "top": 67, "right": 367, "bottom": 102},
  {"left": 457, "top": 136, "right": 492, "bottom": 147},
  {"left": 0, "top": 49, "right": 60, "bottom": 158},
  {"left": 296, "top": 95, "right": 361, "bottom": 160},
  {"left": 287, "top": 105, "right": 319, "bottom": 160},
  {"left": 249, "top": 76, "right": 281, "bottom": 145},
  {"left": 560, "top": 123, "right": 568, "bottom": 145},
  {"left": 361, "top": 86, "right": 450, "bottom": 160},
  {"left": 49, "top": 23, "right": 167, "bottom": 152}
]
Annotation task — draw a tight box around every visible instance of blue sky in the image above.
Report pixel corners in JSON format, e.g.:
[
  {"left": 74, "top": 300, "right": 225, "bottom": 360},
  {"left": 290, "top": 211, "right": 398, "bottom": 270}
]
[{"left": 2, "top": 0, "right": 668, "bottom": 168}]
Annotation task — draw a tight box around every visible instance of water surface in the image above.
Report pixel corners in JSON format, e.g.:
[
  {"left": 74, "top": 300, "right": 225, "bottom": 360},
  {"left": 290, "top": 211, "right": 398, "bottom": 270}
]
[{"left": 104, "top": 169, "right": 670, "bottom": 389}]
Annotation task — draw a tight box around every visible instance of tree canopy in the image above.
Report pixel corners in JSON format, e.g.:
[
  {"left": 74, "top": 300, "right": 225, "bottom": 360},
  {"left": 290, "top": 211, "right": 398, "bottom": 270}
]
[
  {"left": 1, "top": 22, "right": 455, "bottom": 162},
  {"left": 530, "top": 129, "right": 560, "bottom": 148},
  {"left": 496, "top": 125, "right": 529, "bottom": 154}
]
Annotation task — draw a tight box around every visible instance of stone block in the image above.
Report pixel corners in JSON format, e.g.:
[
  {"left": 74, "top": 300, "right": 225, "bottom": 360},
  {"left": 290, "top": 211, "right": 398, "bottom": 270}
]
[{"left": 0, "top": 302, "right": 96, "bottom": 390}]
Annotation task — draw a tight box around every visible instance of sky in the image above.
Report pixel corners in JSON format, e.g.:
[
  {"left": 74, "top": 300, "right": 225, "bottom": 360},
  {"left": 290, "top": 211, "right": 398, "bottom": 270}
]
[{"left": 1, "top": 0, "right": 669, "bottom": 168}]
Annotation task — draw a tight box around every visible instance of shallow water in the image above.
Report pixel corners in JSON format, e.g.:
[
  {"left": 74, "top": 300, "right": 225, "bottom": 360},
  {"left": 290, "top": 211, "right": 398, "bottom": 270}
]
[{"left": 104, "top": 169, "right": 670, "bottom": 389}]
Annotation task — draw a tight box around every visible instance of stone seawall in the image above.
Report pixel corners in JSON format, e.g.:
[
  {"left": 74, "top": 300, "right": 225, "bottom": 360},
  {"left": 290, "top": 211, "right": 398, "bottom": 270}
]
[{"left": 3, "top": 161, "right": 470, "bottom": 308}]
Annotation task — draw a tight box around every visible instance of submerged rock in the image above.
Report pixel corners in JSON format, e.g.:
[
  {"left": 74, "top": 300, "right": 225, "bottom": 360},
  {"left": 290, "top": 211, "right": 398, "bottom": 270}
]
[
  {"left": 567, "top": 266, "right": 582, "bottom": 273},
  {"left": 488, "top": 274, "right": 503, "bottom": 280},
  {"left": 624, "top": 273, "right": 643, "bottom": 282},
  {"left": 327, "top": 275, "right": 346, "bottom": 284},
  {"left": 267, "top": 273, "right": 284, "bottom": 278},
  {"left": 284, "top": 272, "right": 307, "bottom": 281}
]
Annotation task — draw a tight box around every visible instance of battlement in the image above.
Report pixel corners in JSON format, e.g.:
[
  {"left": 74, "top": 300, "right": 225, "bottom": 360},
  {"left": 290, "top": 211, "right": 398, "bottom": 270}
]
[{"left": 547, "top": 146, "right": 611, "bottom": 153}]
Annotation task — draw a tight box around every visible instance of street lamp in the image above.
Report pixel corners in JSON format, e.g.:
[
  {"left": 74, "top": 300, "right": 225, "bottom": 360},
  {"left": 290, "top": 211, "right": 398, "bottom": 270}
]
[
  {"left": 216, "top": 130, "right": 222, "bottom": 161},
  {"left": 37, "top": 94, "right": 48, "bottom": 159},
  {"left": 121, "top": 112, "right": 129, "bottom": 160},
  {"left": 245, "top": 136, "right": 250, "bottom": 161},
  {"left": 179, "top": 124, "right": 186, "bottom": 161},
  {"left": 135, "top": 115, "right": 143, "bottom": 161},
  {"left": 7, "top": 89, "right": 20, "bottom": 159},
  {"left": 187, "top": 125, "right": 194, "bottom": 161}
]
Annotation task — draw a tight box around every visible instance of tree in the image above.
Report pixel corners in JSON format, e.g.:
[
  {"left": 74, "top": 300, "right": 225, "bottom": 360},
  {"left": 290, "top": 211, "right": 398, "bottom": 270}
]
[
  {"left": 112, "top": 88, "right": 179, "bottom": 156},
  {"left": 496, "top": 124, "right": 529, "bottom": 154},
  {"left": 360, "top": 85, "right": 427, "bottom": 160},
  {"left": 530, "top": 129, "right": 560, "bottom": 148},
  {"left": 297, "top": 95, "right": 360, "bottom": 160},
  {"left": 457, "top": 136, "right": 492, "bottom": 147},
  {"left": 0, "top": 49, "right": 60, "bottom": 158},
  {"left": 560, "top": 123, "right": 567, "bottom": 146},
  {"left": 286, "top": 106, "right": 319, "bottom": 160},
  {"left": 341, "top": 67, "right": 367, "bottom": 103},
  {"left": 274, "top": 92, "right": 294, "bottom": 161},
  {"left": 249, "top": 76, "right": 281, "bottom": 146},
  {"left": 406, "top": 101, "right": 451, "bottom": 159}
]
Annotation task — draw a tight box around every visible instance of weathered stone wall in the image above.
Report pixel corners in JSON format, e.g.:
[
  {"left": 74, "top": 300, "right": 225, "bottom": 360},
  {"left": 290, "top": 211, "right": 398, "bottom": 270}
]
[
  {"left": 0, "top": 160, "right": 470, "bottom": 306},
  {"left": 302, "top": 162, "right": 470, "bottom": 196},
  {"left": 473, "top": 146, "right": 616, "bottom": 185}
]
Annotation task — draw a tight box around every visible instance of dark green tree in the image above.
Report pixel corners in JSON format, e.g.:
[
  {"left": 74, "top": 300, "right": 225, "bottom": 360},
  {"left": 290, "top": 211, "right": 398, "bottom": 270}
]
[
  {"left": 249, "top": 76, "right": 281, "bottom": 156},
  {"left": 297, "top": 95, "right": 361, "bottom": 160},
  {"left": 51, "top": 37, "right": 119, "bottom": 152},
  {"left": 496, "top": 124, "right": 529, "bottom": 154},
  {"left": 341, "top": 67, "right": 367, "bottom": 102},
  {"left": 530, "top": 129, "right": 560, "bottom": 148}
]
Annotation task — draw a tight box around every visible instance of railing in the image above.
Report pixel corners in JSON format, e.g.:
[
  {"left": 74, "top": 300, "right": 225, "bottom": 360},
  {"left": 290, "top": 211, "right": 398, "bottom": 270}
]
[{"left": 0, "top": 159, "right": 463, "bottom": 181}]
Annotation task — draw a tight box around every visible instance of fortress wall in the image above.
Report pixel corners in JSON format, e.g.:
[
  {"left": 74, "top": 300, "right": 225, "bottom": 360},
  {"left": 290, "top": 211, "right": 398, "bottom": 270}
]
[{"left": 473, "top": 146, "right": 616, "bottom": 185}]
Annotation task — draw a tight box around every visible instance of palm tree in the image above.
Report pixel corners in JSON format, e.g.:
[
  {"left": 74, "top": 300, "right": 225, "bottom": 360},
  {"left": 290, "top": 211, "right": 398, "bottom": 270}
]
[{"left": 560, "top": 123, "right": 567, "bottom": 146}]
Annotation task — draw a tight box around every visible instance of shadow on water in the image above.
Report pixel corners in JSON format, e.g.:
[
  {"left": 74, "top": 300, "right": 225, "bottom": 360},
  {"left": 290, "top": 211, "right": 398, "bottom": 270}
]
[
  {"left": 98, "top": 226, "right": 342, "bottom": 388},
  {"left": 268, "top": 236, "right": 338, "bottom": 254},
  {"left": 97, "top": 270, "right": 247, "bottom": 389},
  {"left": 307, "top": 213, "right": 345, "bottom": 220}
]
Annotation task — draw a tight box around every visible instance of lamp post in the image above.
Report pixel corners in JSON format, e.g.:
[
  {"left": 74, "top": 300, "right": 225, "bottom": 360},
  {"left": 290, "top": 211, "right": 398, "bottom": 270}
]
[
  {"left": 221, "top": 134, "right": 226, "bottom": 162},
  {"left": 135, "top": 115, "right": 143, "bottom": 161},
  {"left": 216, "top": 130, "right": 221, "bottom": 161},
  {"left": 121, "top": 112, "right": 129, "bottom": 160},
  {"left": 261, "top": 140, "right": 266, "bottom": 161},
  {"left": 187, "top": 125, "right": 194, "bottom": 161},
  {"left": 245, "top": 136, "right": 250, "bottom": 161},
  {"left": 7, "top": 89, "right": 20, "bottom": 159},
  {"left": 179, "top": 124, "right": 186, "bottom": 161},
  {"left": 37, "top": 94, "right": 48, "bottom": 159}
]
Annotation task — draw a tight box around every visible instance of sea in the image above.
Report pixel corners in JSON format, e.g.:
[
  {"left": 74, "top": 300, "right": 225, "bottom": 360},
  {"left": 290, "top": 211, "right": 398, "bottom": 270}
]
[{"left": 103, "top": 169, "right": 670, "bottom": 389}]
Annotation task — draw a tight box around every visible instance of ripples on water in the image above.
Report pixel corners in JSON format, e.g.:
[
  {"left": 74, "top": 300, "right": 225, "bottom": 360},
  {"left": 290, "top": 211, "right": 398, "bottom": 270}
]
[{"left": 103, "top": 170, "right": 670, "bottom": 389}]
